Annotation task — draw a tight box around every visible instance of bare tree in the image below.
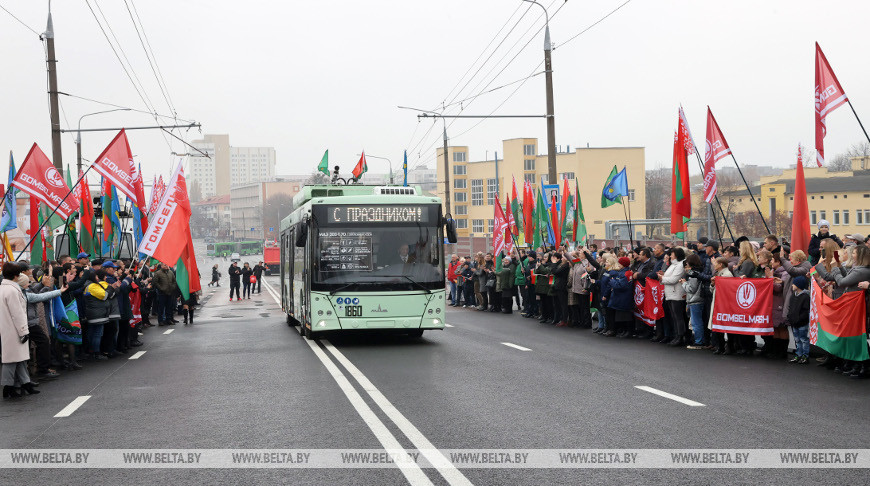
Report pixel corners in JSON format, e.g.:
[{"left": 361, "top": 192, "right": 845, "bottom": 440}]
[
  {"left": 827, "top": 141, "right": 870, "bottom": 171},
  {"left": 645, "top": 166, "right": 670, "bottom": 220},
  {"left": 263, "top": 193, "right": 294, "bottom": 235},
  {"left": 306, "top": 171, "right": 329, "bottom": 185}
]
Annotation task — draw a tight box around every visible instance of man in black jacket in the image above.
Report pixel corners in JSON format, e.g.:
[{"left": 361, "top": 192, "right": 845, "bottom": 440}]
[
  {"left": 253, "top": 262, "right": 265, "bottom": 294},
  {"left": 228, "top": 262, "right": 241, "bottom": 301}
]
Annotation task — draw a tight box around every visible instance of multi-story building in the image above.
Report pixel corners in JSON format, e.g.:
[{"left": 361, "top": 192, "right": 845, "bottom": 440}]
[
  {"left": 229, "top": 179, "right": 304, "bottom": 240},
  {"left": 191, "top": 195, "right": 231, "bottom": 237},
  {"left": 435, "top": 138, "right": 646, "bottom": 242},
  {"left": 230, "top": 146, "right": 276, "bottom": 187},
  {"left": 700, "top": 156, "right": 870, "bottom": 240},
  {"left": 187, "top": 134, "right": 276, "bottom": 201}
]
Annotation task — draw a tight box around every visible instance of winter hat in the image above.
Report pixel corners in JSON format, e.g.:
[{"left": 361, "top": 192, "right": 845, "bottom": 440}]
[
  {"left": 818, "top": 219, "right": 830, "bottom": 229},
  {"left": 618, "top": 257, "right": 631, "bottom": 268},
  {"left": 792, "top": 275, "right": 808, "bottom": 291}
]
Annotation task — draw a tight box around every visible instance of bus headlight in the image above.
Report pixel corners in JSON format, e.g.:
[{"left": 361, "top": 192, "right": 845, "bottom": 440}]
[
  {"left": 432, "top": 319, "right": 441, "bottom": 326},
  {"left": 317, "top": 320, "right": 327, "bottom": 327}
]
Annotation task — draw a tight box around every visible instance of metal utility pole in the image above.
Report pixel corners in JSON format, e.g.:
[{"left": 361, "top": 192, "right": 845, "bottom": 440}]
[
  {"left": 442, "top": 123, "right": 451, "bottom": 216},
  {"left": 524, "top": 0, "right": 557, "bottom": 184},
  {"left": 44, "top": 10, "right": 63, "bottom": 171}
]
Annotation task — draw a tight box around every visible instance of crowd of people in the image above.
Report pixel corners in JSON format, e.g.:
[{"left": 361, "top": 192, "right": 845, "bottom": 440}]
[
  {"left": 446, "top": 221, "right": 870, "bottom": 378},
  {"left": 1, "top": 252, "right": 199, "bottom": 399}
]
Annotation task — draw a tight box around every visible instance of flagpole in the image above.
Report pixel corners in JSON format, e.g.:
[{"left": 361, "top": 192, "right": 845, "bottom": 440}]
[
  {"left": 691, "top": 147, "right": 735, "bottom": 245},
  {"left": 847, "top": 100, "right": 870, "bottom": 145},
  {"left": 728, "top": 153, "right": 771, "bottom": 235},
  {"left": 116, "top": 200, "right": 131, "bottom": 260},
  {"left": 620, "top": 198, "right": 634, "bottom": 250},
  {"left": 14, "top": 164, "right": 95, "bottom": 261}
]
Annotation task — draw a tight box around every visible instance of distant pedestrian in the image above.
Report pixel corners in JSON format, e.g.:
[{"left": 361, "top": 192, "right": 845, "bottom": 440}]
[
  {"left": 253, "top": 262, "right": 264, "bottom": 293},
  {"left": 209, "top": 264, "right": 221, "bottom": 287},
  {"left": 228, "top": 262, "right": 241, "bottom": 301},
  {"left": 242, "top": 263, "right": 253, "bottom": 299}
]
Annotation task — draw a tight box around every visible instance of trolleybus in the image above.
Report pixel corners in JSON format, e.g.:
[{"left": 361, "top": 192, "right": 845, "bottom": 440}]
[{"left": 279, "top": 184, "right": 457, "bottom": 339}]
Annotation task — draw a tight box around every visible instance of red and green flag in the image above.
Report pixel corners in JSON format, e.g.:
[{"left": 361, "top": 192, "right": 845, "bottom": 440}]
[
  {"left": 522, "top": 180, "right": 534, "bottom": 244},
  {"left": 550, "top": 193, "right": 560, "bottom": 248},
  {"left": 78, "top": 170, "right": 95, "bottom": 256},
  {"left": 810, "top": 279, "right": 869, "bottom": 361},
  {"left": 64, "top": 167, "right": 80, "bottom": 255},
  {"left": 352, "top": 151, "right": 368, "bottom": 180},
  {"left": 29, "top": 196, "right": 41, "bottom": 265},
  {"left": 510, "top": 177, "right": 520, "bottom": 237},
  {"left": 671, "top": 108, "right": 693, "bottom": 237}
]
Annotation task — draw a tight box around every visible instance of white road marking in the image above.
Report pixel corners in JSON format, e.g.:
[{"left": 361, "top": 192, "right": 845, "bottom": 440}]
[
  {"left": 163, "top": 329, "right": 174, "bottom": 335},
  {"left": 54, "top": 396, "right": 91, "bottom": 418},
  {"left": 263, "top": 279, "right": 282, "bottom": 304},
  {"left": 128, "top": 351, "right": 146, "bottom": 360},
  {"left": 444, "top": 324, "right": 455, "bottom": 328},
  {"left": 324, "top": 342, "right": 473, "bottom": 486},
  {"left": 634, "top": 386, "right": 705, "bottom": 407},
  {"left": 302, "top": 338, "right": 434, "bottom": 485},
  {"left": 501, "top": 342, "right": 532, "bottom": 351}
]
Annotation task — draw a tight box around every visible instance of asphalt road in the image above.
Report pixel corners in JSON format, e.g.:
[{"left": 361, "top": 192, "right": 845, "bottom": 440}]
[{"left": 2, "top": 251, "right": 869, "bottom": 484}]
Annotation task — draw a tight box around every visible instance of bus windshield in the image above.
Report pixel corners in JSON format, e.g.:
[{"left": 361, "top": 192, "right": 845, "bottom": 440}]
[{"left": 311, "top": 204, "right": 444, "bottom": 291}]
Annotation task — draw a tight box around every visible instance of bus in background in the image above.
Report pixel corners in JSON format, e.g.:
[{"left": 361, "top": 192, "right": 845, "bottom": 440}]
[
  {"left": 279, "top": 184, "right": 457, "bottom": 339},
  {"left": 263, "top": 239, "right": 279, "bottom": 275},
  {"left": 238, "top": 240, "right": 264, "bottom": 256},
  {"left": 207, "top": 242, "right": 235, "bottom": 257}
]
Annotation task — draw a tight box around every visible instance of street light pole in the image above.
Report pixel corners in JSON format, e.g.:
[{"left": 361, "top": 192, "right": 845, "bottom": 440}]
[
  {"left": 357, "top": 154, "right": 393, "bottom": 184},
  {"left": 523, "top": 0, "right": 558, "bottom": 184},
  {"left": 76, "top": 108, "right": 132, "bottom": 174}
]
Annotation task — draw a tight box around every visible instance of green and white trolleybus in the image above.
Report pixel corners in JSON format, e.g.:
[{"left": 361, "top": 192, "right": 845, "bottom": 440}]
[{"left": 279, "top": 184, "right": 456, "bottom": 339}]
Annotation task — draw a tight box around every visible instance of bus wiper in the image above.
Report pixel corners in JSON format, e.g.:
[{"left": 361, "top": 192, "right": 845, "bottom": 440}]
[
  {"left": 329, "top": 282, "right": 361, "bottom": 295},
  {"left": 402, "top": 276, "right": 431, "bottom": 294}
]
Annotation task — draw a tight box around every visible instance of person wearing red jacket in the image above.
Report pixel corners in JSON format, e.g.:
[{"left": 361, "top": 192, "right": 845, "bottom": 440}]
[{"left": 447, "top": 254, "right": 460, "bottom": 306}]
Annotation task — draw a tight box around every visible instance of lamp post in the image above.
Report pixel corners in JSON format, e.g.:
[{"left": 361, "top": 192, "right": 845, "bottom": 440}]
[
  {"left": 357, "top": 154, "right": 393, "bottom": 184},
  {"left": 76, "top": 108, "right": 131, "bottom": 174},
  {"left": 522, "top": 0, "right": 557, "bottom": 184}
]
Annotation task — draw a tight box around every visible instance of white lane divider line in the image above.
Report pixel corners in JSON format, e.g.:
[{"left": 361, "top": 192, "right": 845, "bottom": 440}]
[
  {"left": 444, "top": 324, "right": 454, "bottom": 328},
  {"left": 163, "top": 329, "right": 174, "bottom": 335},
  {"left": 634, "top": 386, "right": 705, "bottom": 407},
  {"left": 502, "top": 342, "right": 531, "bottom": 352},
  {"left": 302, "top": 339, "right": 434, "bottom": 486},
  {"left": 324, "top": 341, "right": 473, "bottom": 486},
  {"left": 128, "top": 351, "right": 146, "bottom": 360},
  {"left": 54, "top": 396, "right": 91, "bottom": 418}
]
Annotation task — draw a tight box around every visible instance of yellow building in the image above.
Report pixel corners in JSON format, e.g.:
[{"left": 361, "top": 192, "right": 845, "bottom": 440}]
[
  {"left": 434, "top": 138, "right": 646, "bottom": 242},
  {"left": 693, "top": 156, "right": 870, "bottom": 240}
]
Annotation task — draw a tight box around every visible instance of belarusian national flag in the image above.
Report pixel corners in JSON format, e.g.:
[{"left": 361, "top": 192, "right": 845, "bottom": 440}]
[
  {"left": 64, "top": 167, "right": 79, "bottom": 254},
  {"left": 29, "top": 197, "right": 41, "bottom": 265},
  {"left": 138, "top": 162, "right": 201, "bottom": 299},
  {"left": 78, "top": 169, "right": 96, "bottom": 256},
  {"left": 510, "top": 177, "right": 520, "bottom": 237},
  {"left": 506, "top": 193, "right": 517, "bottom": 240},
  {"left": 560, "top": 177, "right": 569, "bottom": 245},
  {"left": 352, "top": 151, "right": 368, "bottom": 179},
  {"left": 810, "top": 278, "right": 869, "bottom": 361},
  {"left": 671, "top": 108, "right": 693, "bottom": 237},
  {"left": 522, "top": 180, "right": 534, "bottom": 244}
]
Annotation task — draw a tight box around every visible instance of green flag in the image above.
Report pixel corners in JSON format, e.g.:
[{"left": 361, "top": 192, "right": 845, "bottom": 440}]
[
  {"left": 317, "top": 149, "right": 329, "bottom": 176},
  {"left": 563, "top": 192, "right": 573, "bottom": 242},
  {"left": 574, "top": 178, "right": 587, "bottom": 245},
  {"left": 534, "top": 186, "right": 547, "bottom": 249},
  {"left": 31, "top": 202, "right": 43, "bottom": 265},
  {"left": 64, "top": 167, "right": 79, "bottom": 255},
  {"left": 601, "top": 165, "right": 622, "bottom": 208}
]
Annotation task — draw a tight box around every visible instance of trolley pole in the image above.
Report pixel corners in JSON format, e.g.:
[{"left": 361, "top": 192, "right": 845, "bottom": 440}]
[{"left": 44, "top": 11, "right": 63, "bottom": 171}]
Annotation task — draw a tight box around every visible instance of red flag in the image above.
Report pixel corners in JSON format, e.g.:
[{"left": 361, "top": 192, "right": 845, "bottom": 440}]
[
  {"left": 11, "top": 143, "right": 78, "bottom": 219},
  {"left": 522, "top": 180, "right": 534, "bottom": 243},
  {"left": 815, "top": 43, "right": 849, "bottom": 167},
  {"left": 29, "top": 196, "right": 38, "bottom": 247},
  {"left": 791, "top": 145, "right": 811, "bottom": 254},
  {"left": 560, "top": 177, "right": 569, "bottom": 245},
  {"left": 633, "top": 281, "right": 653, "bottom": 326},
  {"left": 550, "top": 193, "right": 560, "bottom": 248},
  {"left": 101, "top": 178, "right": 114, "bottom": 247},
  {"left": 506, "top": 193, "right": 517, "bottom": 238},
  {"left": 352, "top": 152, "right": 368, "bottom": 179},
  {"left": 138, "top": 162, "right": 192, "bottom": 263},
  {"left": 148, "top": 175, "right": 166, "bottom": 215},
  {"left": 91, "top": 130, "right": 140, "bottom": 204},
  {"left": 703, "top": 108, "right": 731, "bottom": 204},
  {"left": 510, "top": 178, "right": 520, "bottom": 236},
  {"left": 493, "top": 194, "right": 508, "bottom": 256},
  {"left": 644, "top": 279, "right": 665, "bottom": 322},
  {"left": 711, "top": 277, "right": 774, "bottom": 335},
  {"left": 133, "top": 163, "right": 148, "bottom": 231}
]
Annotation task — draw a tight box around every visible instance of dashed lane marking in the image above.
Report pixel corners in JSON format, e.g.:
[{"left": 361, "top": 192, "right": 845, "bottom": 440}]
[
  {"left": 163, "top": 329, "right": 174, "bottom": 335},
  {"left": 128, "top": 351, "right": 146, "bottom": 360},
  {"left": 54, "top": 396, "right": 91, "bottom": 418},
  {"left": 635, "top": 385, "right": 706, "bottom": 407},
  {"left": 444, "top": 324, "right": 455, "bottom": 328},
  {"left": 501, "top": 342, "right": 532, "bottom": 351}
]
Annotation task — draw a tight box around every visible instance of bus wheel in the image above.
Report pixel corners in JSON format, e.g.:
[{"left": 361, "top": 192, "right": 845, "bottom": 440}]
[
  {"left": 303, "top": 325, "right": 313, "bottom": 340},
  {"left": 286, "top": 314, "right": 293, "bottom": 327},
  {"left": 407, "top": 329, "right": 424, "bottom": 338}
]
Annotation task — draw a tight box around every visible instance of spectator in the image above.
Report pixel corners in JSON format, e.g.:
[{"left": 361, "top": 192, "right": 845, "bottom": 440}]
[
  {"left": 82, "top": 268, "right": 118, "bottom": 361},
  {"left": 153, "top": 263, "right": 177, "bottom": 324},
  {"left": 1, "top": 263, "right": 39, "bottom": 398},
  {"left": 710, "top": 257, "right": 735, "bottom": 355},
  {"left": 447, "top": 254, "right": 460, "bottom": 306},
  {"left": 606, "top": 256, "right": 634, "bottom": 337},
  {"left": 209, "top": 264, "right": 221, "bottom": 287},
  {"left": 787, "top": 276, "right": 811, "bottom": 364},
  {"left": 808, "top": 220, "right": 843, "bottom": 264},
  {"left": 227, "top": 262, "right": 241, "bottom": 301},
  {"left": 682, "top": 253, "right": 706, "bottom": 349},
  {"left": 253, "top": 262, "right": 265, "bottom": 293},
  {"left": 496, "top": 256, "right": 516, "bottom": 315},
  {"left": 550, "top": 253, "right": 570, "bottom": 327},
  {"left": 241, "top": 263, "right": 253, "bottom": 300},
  {"left": 534, "top": 253, "right": 553, "bottom": 323},
  {"left": 661, "top": 248, "right": 687, "bottom": 346}
]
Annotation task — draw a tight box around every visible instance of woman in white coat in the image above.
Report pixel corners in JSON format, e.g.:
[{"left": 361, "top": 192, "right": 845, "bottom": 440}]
[
  {"left": 0, "top": 262, "right": 39, "bottom": 398},
  {"left": 660, "top": 247, "right": 688, "bottom": 346}
]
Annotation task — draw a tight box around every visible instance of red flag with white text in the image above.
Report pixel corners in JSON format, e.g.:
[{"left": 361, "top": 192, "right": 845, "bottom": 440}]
[
  {"left": 711, "top": 277, "right": 774, "bottom": 335},
  {"left": 138, "top": 162, "right": 192, "bottom": 265},
  {"left": 703, "top": 108, "right": 731, "bottom": 204},
  {"left": 90, "top": 129, "right": 140, "bottom": 204},
  {"left": 148, "top": 175, "right": 166, "bottom": 215},
  {"left": 815, "top": 42, "right": 849, "bottom": 167},
  {"left": 493, "top": 194, "right": 508, "bottom": 257},
  {"left": 11, "top": 143, "right": 78, "bottom": 219}
]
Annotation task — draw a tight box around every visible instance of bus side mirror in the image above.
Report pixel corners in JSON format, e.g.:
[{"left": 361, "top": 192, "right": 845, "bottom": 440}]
[
  {"left": 295, "top": 222, "right": 308, "bottom": 247},
  {"left": 445, "top": 217, "right": 457, "bottom": 243}
]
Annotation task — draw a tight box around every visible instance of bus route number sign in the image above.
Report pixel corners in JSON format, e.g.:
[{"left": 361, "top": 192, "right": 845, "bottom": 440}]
[{"left": 345, "top": 305, "right": 363, "bottom": 317}]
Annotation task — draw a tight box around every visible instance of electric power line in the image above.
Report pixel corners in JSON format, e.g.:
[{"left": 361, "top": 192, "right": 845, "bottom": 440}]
[
  {"left": 58, "top": 92, "right": 195, "bottom": 123},
  {"left": 0, "top": 3, "right": 40, "bottom": 36},
  {"left": 123, "top": 0, "right": 175, "bottom": 117}
]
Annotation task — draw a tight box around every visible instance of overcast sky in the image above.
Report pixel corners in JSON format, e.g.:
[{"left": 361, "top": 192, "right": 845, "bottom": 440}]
[{"left": 2, "top": 0, "right": 869, "bottom": 188}]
